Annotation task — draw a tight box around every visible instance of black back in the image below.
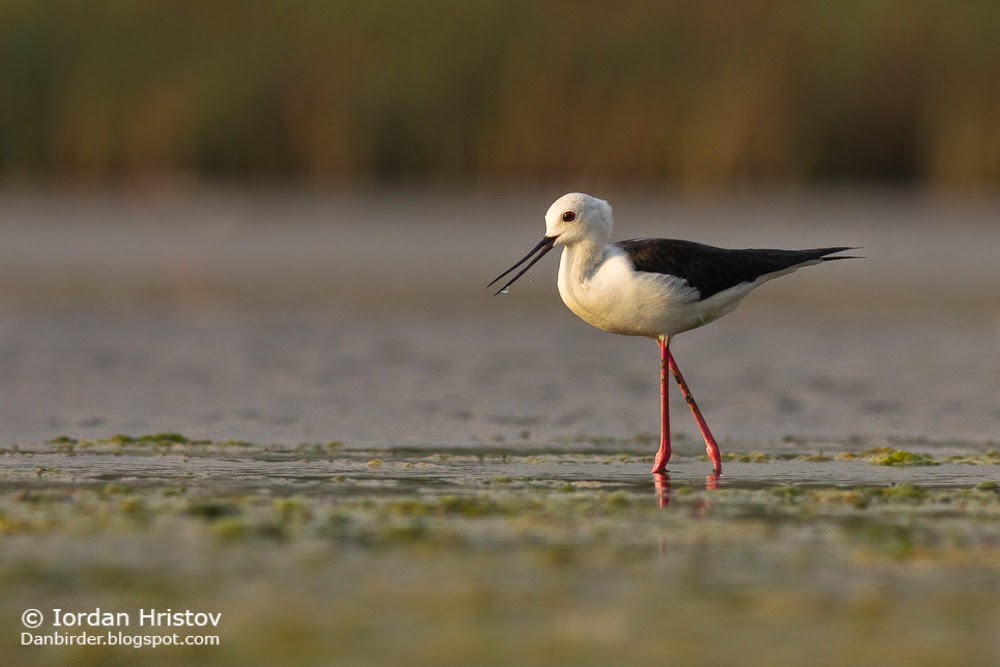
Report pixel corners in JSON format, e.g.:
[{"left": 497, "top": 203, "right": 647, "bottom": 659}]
[{"left": 617, "top": 238, "right": 854, "bottom": 300}]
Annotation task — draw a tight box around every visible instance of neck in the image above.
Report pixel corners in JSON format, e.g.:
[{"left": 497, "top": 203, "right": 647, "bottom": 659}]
[{"left": 562, "top": 237, "right": 607, "bottom": 281}]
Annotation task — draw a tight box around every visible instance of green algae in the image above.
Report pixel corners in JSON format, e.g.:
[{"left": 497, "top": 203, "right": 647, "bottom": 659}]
[
  {"left": 112, "top": 432, "right": 188, "bottom": 445},
  {"left": 800, "top": 453, "right": 833, "bottom": 462},
  {"left": 212, "top": 517, "right": 250, "bottom": 541},
  {"left": 880, "top": 483, "right": 928, "bottom": 502},
  {"left": 944, "top": 450, "right": 1000, "bottom": 465},
  {"left": 274, "top": 498, "right": 313, "bottom": 523},
  {"left": 48, "top": 432, "right": 260, "bottom": 450},
  {"left": 837, "top": 448, "right": 941, "bottom": 466},
  {"left": 811, "top": 489, "right": 869, "bottom": 508},
  {"left": 723, "top": 451, "right": 772, "bottom": 463},
  {"left": 385, "top": 495, "right": 507, "bottom": 518},
  {"left": 771, "top": 485, "right": 803, "bottom": 499},
  {"left": 119, "top": 497, "right": 146, "bottom": 516},
  {"left": 867, "top": 449, "right": 940, "bottom": 467}
]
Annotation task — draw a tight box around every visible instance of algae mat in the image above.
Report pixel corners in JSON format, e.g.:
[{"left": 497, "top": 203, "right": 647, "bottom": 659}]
[{"left": 2, "top": 438, "right": 999, "bottom": 665}]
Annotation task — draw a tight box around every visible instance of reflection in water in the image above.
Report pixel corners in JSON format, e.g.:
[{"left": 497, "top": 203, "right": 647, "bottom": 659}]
[
  {"left": 653, "top": 472, "right": 671, "bottom": 507},
  {"left": 705, "top": 472, "right": 720, "bottom": 490},
  {"left": 652, "top": 471, "right": 722, "bottom": 508}
]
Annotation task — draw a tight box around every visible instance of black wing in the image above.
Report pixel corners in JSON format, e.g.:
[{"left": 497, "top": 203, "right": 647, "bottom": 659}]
[{"left": 616, "top": 238, "right": 856, "bottom": 300}]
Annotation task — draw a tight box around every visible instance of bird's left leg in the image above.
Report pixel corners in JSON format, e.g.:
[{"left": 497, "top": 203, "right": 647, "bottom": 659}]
[
  {"left": 650, "top": 336, "right": 671, "bottom": 474},
  {"left": 667, "top": 350, "right": 723, "bottom": 475}
]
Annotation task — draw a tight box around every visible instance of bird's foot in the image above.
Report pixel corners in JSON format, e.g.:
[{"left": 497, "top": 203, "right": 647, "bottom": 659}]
[{"left": 705, "top": 445, "right": 722, "bottom": 476}]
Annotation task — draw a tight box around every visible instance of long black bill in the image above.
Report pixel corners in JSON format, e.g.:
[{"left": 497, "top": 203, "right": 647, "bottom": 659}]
[{"left": 488, "top": 235, "right": 558, "bottom": 296}]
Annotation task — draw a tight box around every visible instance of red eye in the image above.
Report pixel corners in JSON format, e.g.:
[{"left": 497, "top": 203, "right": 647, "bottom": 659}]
[{"left": 562, "top": 211, "right": 576, "bottom": 222}]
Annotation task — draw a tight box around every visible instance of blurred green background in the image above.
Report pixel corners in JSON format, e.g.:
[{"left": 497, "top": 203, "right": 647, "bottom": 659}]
[{"left": 2, "top": 0, "right": 1000, "bottom": 189}]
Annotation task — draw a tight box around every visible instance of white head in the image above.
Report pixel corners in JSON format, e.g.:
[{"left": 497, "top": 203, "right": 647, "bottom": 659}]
[
  {"left": 488, "top": 192, "right": 614, "bottom": 294},
  {"left": 544, "top": 192, "right": 614, "bottom": 245}
]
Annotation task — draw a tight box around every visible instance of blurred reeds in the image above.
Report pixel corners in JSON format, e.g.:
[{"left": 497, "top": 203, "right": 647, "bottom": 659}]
[{"left": 1, "top": 1, "right": 999, "bottom": 187}]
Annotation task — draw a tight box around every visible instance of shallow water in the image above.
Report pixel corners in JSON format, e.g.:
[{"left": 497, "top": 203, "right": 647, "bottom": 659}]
[
  {"left": 3, "top": 440, "right": 1000, "bottom": 665},
  {"left": 3, "top": 443, "right": 999, "bottom": 494}
]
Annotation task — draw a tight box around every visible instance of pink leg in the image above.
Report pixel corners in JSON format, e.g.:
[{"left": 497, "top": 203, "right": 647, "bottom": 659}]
[
  {"left": 650, "top": 338, "right": 670, "bottom": 473},
  {"left": 667, "top": 350, "right": 723, "bottom": 475}
]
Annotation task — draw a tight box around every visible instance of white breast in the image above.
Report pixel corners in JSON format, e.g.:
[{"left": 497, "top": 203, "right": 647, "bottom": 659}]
[{"left": 557, "top": 245, "right": 700, "bottom": 338}]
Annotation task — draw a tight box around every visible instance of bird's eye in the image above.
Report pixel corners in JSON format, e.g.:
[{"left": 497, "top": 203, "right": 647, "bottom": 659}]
[{"left": 562, "top": 211, "right": 576, "bottom": 223}]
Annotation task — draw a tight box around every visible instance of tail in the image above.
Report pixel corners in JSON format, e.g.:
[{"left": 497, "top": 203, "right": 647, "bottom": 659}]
[
  {"left": 813, "top": 247, "right": 863, "bottom": 262},
  {"left": 731, "top": 245, "right": 862, "bottom": 282}
]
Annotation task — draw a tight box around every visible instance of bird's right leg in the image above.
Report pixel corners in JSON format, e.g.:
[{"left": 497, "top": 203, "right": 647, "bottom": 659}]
[
  {"left": 667, "top": 350, "right": 723, "bottom": 475},
  {"left": 651, "top": 336, "right": 671, "bottom": 474}
]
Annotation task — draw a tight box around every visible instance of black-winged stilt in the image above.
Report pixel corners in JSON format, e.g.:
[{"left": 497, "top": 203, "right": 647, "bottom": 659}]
[{"left": 489, "top": 193, "right": 857, "bottom": 476}]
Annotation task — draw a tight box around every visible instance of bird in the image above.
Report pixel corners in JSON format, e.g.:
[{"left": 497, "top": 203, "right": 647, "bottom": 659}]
[{"left": 488, "top": 192, "right": 857, "bottom": 476}]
